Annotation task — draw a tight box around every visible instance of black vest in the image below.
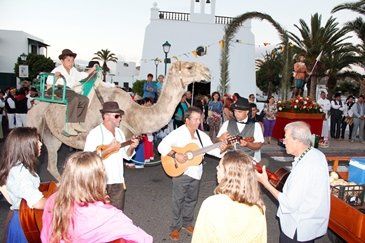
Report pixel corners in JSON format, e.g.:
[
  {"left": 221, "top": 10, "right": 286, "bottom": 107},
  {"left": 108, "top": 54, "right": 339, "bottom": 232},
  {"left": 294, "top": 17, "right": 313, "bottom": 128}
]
[
  {"left": 227, "top": 120, "right": 255, "bottom": 157},
  {"left": 15, "top": 97, "right": 28, "bottom": 114}
]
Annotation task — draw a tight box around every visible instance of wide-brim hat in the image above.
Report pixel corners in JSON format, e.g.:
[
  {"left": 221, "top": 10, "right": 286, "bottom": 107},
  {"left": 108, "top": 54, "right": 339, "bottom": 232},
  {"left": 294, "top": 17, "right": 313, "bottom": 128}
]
[
  {"left": 100, "top": 101, "right": 124, "bottom": 115},
  {"left": 230, "top": 97, "right": 250, "bottom": 111},
  {"left": 58, "top": 49, "right": 77, "bottom": 60}
]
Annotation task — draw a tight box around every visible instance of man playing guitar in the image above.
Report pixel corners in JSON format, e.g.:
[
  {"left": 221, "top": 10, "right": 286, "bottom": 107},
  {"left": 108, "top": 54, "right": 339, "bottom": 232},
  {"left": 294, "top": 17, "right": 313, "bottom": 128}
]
[
  {"left": 158, "top": 106, "right": 227, "bottom": 241},
  {"left": 84, "top": 101, "right": 139, "bottom": 211},
  {"left": 217, "top": 97, "right": 264, "bottom": 158}
]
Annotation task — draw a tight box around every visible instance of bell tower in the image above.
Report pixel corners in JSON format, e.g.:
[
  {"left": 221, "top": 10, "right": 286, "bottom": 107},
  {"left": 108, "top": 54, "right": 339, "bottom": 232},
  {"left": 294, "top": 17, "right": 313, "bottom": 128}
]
[{"left": 190, "top": 0, "right": 216, "bottom": 23}]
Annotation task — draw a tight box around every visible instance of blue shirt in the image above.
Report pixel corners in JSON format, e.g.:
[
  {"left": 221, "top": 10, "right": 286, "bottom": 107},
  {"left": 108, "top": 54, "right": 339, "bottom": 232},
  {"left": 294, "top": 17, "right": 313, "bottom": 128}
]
[{"left": 143, "top": 81, "right": 157, "bottom": 99}]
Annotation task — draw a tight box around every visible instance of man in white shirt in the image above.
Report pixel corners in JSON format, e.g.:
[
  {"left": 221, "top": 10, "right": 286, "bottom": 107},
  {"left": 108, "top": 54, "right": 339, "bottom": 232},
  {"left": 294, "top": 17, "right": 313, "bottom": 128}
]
[
  {"left": 217, "top": 97, "right": 264, "bottom": 159},
  {"left": 330, "top": 93, "right": 344, "bottom": 139},
  {"left": 158, "top": 106, "right": 226, "bottom": 241},
  {"left": 48, "top": 49, "right": 96, "bottom": 136},
  {"left": 317, "top": 91, "right": 331, "bottom": 145},
  {"left": 84, "top": 101, "right": 139, "bottom": 210},
  {"left": 256, "top": 121, "right": 330, "bottom": 242}
]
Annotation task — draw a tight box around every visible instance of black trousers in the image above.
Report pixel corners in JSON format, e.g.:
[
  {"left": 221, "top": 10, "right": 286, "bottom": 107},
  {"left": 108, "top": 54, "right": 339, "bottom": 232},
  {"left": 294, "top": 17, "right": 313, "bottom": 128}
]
[
  {"left": 330, "top": 114, "right": 342, "bottom": 138},
  {"left": 341, "top": 117, "right": 354, "bottom": 139}
]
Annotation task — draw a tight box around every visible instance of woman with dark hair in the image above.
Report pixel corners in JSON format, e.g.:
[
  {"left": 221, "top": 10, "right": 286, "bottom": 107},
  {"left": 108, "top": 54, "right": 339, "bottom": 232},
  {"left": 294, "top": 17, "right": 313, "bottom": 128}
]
[
  {"left": 207, "top": 91, "right": 223, "bottom": 141},
  {"left": 222, "top": 97, "right": 234, "bottom": 122},
  {"left": 0, "top": 127, "right": 45, "bottom": 242},
  {"left": 263, "top": 96, "right": 277, "bottom": 144},
  {"left": 41, "top": 151, "right": 152, "bottom": 242},
  {"left": 341, "top": 95, "right": 355, "bottom": 140},
  {"left": 192, "top": 151, "right": 267, "bottom": 242}
]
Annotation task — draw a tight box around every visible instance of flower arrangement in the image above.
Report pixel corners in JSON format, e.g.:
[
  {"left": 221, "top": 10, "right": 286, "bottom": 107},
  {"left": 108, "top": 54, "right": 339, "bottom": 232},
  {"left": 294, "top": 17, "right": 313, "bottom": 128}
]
[{"left": 277, "top": 96, "right": 323, "bottom": 113}]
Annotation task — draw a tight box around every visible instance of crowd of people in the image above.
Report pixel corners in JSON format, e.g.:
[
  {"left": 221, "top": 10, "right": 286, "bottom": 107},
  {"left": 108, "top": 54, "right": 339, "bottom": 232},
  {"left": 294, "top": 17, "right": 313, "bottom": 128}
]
[{"left": 0, "top": 48, "right": 360, "bottom": 242}]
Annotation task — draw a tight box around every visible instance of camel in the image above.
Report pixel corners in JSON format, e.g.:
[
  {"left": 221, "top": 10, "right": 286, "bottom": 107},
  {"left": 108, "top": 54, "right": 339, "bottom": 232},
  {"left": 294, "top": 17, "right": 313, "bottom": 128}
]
[{"left": 27, "top": 61, "right": 210, "bottom": 179}]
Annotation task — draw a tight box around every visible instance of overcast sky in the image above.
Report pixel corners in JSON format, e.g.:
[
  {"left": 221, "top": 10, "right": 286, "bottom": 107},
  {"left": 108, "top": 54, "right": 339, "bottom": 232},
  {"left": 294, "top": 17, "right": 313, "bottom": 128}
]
[{"left": 0, "top": 0, "right": 357, "bottom": 64}]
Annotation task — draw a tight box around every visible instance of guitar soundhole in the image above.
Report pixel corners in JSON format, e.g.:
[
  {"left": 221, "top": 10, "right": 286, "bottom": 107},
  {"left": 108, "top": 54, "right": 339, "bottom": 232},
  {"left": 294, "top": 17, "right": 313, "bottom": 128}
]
[{"left": 186, "top": 152, "right": 193, "bottom": 160}]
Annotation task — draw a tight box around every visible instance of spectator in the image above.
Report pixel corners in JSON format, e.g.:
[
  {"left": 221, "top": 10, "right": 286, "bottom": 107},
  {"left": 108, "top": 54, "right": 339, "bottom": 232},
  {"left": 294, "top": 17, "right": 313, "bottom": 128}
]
[
  {"left": 330, "top": 93, "right": 344, "bottom": 139},
  {"left": 192, "top": 151, "right": 267, "bottom": 243},
  {"left": 317, "top": 91, "right": 331, "bottom": 146},
  {"left": 263, "top": 96, "right": 277, "bottom": 144},
  {"left": 143, "top": 73, "right": 157, "bottom": 100},
  {"left": 341, "top": 95, "right": 355, "bottom": 140},
  {"left": 351, "top": 95, "right": 365, "bottom": 143},
  {"left": 207, "top": 92, "right": 223, "bottom": 141},
  {"left": 173, "top": 94, "right": 189, "bottom": 129},
  {"left": 41, "top": 151, "right": 153, "bottom": 242}
]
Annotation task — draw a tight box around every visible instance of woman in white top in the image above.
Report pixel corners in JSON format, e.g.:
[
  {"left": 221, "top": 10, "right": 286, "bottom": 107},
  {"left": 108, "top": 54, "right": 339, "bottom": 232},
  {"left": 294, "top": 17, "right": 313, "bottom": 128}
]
[
  {"left": 0, "top": 127, "right": 45, "bottom": 243},
  {"left": 192, "top": 151, "right": 267, "bottom": 243},
  {"left": 341, "top": 95, "right": 355, "bottom": 140}
]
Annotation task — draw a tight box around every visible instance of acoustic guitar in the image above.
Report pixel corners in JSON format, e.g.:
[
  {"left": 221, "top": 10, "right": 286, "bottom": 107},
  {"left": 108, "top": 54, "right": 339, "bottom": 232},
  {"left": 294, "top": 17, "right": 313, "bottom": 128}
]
[
  {"left": 19, "top": 181, "right": 58, "bottom": 243},
  {"left": 161, "top": 136, "right": 252, "bottom": 177},
  {"left": 255, "top": 163, "right": 289, "bottom": 190},
  {"left": 96, "top": 135, "right": 142, "bottom": 160}
]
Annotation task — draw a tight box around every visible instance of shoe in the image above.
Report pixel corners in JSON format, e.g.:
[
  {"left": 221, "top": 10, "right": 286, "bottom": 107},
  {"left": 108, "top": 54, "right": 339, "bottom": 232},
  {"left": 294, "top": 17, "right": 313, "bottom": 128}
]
[
  {"left": 182, "top": 225, "right": 194, "bottom": 235},
  {"left": 350, "top": 139, "right": 355, "bottom": 143},
  {"left": 71, "top": 123, "right": 87, "bottom": 133},
  {"left": 169, "top": 229, "right": 180, "bottom": 241},
  {"left": 62, "top": 124, "right": 78, "bottom": 136}
]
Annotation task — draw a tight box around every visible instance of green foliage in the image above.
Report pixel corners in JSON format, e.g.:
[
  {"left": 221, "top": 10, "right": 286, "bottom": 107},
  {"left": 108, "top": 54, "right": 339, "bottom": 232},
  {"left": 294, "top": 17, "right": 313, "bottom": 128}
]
[
  {"left": 132, "top": 80, "right": 145, "bottom": 97},
  {"left": 334, "top": 80, "right": 360, "bottom": 96},
  {"left": 256, "top": 50, "right": 283, "bottom": 94},
  {"left": 14, "top": 53, "right": 55, "bottom": 81},
  {"left": 92, "top": 49, "right": 118, "bottom": 81}
]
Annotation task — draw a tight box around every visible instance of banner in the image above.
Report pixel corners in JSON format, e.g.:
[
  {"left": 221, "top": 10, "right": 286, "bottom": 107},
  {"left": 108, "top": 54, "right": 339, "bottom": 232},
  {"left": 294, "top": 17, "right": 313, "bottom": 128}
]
[{"left": 19, "top": 65, "right": 29, "bottom": 78}]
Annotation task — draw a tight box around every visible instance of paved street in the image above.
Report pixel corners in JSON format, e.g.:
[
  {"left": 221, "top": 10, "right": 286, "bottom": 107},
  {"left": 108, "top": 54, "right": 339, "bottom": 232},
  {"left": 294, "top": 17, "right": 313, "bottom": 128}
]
[{"left": 1, "top": 137, "right": 364, "bottom": 242}]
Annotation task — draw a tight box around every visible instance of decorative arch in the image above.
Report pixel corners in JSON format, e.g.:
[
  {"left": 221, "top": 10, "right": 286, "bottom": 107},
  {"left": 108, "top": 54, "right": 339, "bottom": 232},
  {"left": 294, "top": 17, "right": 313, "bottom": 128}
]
[{"left": 219, "top": 11, "right": 290, "bottom": 97}]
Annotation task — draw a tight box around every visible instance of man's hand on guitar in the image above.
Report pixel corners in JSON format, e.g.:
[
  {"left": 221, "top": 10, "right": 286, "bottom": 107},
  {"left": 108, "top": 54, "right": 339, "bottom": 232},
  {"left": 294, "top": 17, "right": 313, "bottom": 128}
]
[
  {"left": 130, "top": 136, "right": 140, "bottom": 149},
  {"left": 175, "top": 153, "right": 188, "bottom": 163},
  {"left": 217, "top": 132, "right": 230, "bottom": 142}
]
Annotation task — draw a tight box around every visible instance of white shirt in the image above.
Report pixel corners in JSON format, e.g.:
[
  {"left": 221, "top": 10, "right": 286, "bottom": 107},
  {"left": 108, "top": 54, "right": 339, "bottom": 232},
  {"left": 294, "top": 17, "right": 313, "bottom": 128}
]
[
  {"left": 84, "top": 124, "right": 134, "bottom": 184},
  {"left": 48, "top": 65, "right": 88, "bottom": 89},
  {"left": 6, "top": 163, "right": 43, "bottom": 210},
  {"left": 317, "top": 98, "right": 331, "bottom": 119},
  {"left": 277, "top": 148, "right": 330, "bottom": 241},
  {"left": 158, "top": 125, "right": 222, "bottom": 180},
  {"left": 217, "top": 119, "right": 264, "bottom": 144}
]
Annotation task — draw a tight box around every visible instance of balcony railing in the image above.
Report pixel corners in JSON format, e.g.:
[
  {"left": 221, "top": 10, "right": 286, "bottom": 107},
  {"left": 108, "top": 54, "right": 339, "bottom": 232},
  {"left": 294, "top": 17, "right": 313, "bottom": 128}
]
[
  {"left": 158, "top": 11, "right": 235, "bottom": 25},
  {"left": 159, "top": 11, "right": 190, "bottom": 21}
]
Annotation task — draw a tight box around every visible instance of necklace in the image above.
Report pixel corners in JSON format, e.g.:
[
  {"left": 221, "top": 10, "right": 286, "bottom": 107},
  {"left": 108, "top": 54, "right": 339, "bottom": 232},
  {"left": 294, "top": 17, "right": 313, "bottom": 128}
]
[{"left": 295, "top": 146, "right": 312, "bottom": 164}]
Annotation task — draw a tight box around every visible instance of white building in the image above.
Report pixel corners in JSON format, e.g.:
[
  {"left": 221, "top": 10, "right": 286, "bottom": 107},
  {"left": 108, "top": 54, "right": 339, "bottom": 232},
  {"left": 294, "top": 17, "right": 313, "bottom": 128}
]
[
  {"left": 111, "top": 61, "right": 138, "bottom": 89},
  {"left": 139, "top": 0, "right": 256, "bottom": 97},
  {"left": 0, "top": 30, "right": 49, "bottom": 89}
]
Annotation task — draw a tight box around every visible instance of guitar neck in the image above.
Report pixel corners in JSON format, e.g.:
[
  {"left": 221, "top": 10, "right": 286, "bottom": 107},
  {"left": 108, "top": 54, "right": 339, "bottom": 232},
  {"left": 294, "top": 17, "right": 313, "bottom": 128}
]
[
  {"left": 191, "top": 142, "right": 222, "bottom": 157},
  {"left": 120, "top": 140, "right": 132, "bottom": 148}
]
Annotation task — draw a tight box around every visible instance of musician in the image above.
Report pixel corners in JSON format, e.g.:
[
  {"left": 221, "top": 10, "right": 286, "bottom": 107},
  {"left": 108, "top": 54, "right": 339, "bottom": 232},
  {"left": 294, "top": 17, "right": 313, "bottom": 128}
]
[
  {"left": 158, "top": 106, "right": 227, "bottom": 241},
  {"left": 84, "top": 101, "right": 139, "bottom": 210},
  {"left": 256, "top": 121, "right": 330, "bottom": 243},
  {"left": 217, "top": 97, "right": 264, "bottom": 158},
  {"left": 41, "top": 152, "right": 153, "bottom": 243},
  {"left": 192, "top": 150, "right": 267, "bottom": 243},
  {"left": 47, "top": 49, "right": 96, "bottom": 136},
  {"left": 0, "top": 127, "right": 45, "bottom": 242}
]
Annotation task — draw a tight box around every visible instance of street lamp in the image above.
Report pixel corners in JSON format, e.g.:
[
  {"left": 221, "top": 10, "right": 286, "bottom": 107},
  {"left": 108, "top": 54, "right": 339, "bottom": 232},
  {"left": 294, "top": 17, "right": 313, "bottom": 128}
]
[
  {"left": 162, "top": 41, "right": 171, "bottom": 76},
  {"left": 20, "top": 53, "right": 27, "bottom": 62},
  {"left": 154, "top": 58, "right": 160, "bottom": 81}
]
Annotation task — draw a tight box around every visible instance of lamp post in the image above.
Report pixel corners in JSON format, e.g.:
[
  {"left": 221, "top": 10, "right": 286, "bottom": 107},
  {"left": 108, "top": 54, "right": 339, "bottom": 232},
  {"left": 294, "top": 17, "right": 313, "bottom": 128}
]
[
  {"left": 18, "top": 53, "right": 29, "bottom": 79},
  {"left": 162, "top": 41, "right": 171, "bottom": 76},
  {"left": 154, "top": 58, "right": 160, "bottom": 81}
]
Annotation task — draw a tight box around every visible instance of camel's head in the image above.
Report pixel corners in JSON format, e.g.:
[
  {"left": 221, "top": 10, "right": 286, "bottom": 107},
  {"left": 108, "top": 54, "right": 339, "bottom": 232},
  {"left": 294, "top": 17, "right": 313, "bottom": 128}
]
[{"left": 168, "top": 61, "right": 211, "bottom": 86}]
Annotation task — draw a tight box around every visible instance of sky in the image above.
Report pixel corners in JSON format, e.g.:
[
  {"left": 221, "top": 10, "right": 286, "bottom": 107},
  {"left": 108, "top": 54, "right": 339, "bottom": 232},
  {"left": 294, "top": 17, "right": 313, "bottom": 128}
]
[{"left": 0, "top": 0, "right": 358, "bottom": 65}]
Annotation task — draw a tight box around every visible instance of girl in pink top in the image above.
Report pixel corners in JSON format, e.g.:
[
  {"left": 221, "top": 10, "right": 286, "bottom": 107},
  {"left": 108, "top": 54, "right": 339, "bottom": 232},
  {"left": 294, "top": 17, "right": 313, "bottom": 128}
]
[{"left": 41, "top": 152, "right": 153, "bottom": 243}]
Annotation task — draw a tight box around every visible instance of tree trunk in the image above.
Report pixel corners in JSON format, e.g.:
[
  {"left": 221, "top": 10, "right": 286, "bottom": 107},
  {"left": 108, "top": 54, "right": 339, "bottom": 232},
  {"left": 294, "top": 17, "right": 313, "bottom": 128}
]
[
  {"left": 360, "top": 77, "right": 365, "bottom": 96},
  {"left": 309, "top": 76, "right": 317, "bottom": 100}
]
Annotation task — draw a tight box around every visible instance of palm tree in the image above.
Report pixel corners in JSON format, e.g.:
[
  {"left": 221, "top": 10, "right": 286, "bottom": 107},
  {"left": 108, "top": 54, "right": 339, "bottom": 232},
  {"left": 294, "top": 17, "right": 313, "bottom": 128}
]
[
  {"left": 92, "top": 49, "right": 118, "bottom": 81},
  {"left": 289, "top": 13, "right": 358, "bottom": 98},
  {"left": 332, "top": 0, "right": 365, "bottom": 95},
  {"left": 219, "top": 12, "right": 290, "bottom": 98}
]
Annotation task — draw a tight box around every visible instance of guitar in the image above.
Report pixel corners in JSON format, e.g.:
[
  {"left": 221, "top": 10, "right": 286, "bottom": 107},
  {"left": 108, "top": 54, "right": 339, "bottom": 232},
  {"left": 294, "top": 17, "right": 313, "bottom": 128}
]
[
  {"left": 255, "top": 163, "right": 289, "bottom": 190},
  {"left": 96, "top": 135, "right": 142, "bottom": 160},
  {"left": 19, "top": 181, "right": 58, "bottom": 243},
  {"left": 161, "top": 136, "right": 252, "bottom": 177}
]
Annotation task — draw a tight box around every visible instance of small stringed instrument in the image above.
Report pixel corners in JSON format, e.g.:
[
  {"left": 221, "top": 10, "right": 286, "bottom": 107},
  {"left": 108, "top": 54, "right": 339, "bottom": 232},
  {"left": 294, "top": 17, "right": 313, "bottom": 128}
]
[
  {"left": 255, "top": 163, "right": 289, "bottom": 190},
  {"left": 19, "top": 181, "right": 58, "bottom": 243},
  {"left": 161, "top": 136, "right": 253, "bottom": 177},
  {"left": 96, "top": 135, "right": 142, "bottom": 159}
]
